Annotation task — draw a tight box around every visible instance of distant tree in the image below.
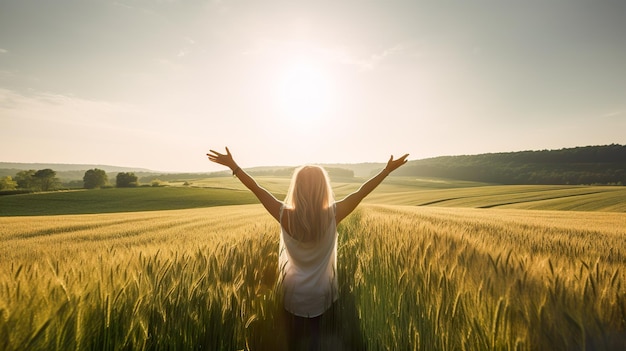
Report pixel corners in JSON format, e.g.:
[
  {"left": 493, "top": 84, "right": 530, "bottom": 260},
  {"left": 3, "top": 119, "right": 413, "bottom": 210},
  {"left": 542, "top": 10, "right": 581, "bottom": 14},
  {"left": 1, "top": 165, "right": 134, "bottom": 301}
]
[
  {"left": 33, "top": 169, "right": 59, "bottom": 191},
  {"left": 15, "top": 170, "right": 36, "bottom": 189},
  {"left": 83, "top": 168, "right": 108, "bottom": 189},
  {"left": 0, "top": 176, "right": 17, "bottom": 190},
  {"left": 116, "top": 172, "right": 138, "bottom": 188}
]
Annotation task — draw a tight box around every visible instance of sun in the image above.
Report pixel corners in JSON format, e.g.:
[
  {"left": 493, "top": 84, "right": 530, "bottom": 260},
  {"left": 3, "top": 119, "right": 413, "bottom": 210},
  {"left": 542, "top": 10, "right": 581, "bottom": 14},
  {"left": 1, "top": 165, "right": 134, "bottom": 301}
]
[{"left": 274, "top": 60, "right": 334, "bottom": 124}]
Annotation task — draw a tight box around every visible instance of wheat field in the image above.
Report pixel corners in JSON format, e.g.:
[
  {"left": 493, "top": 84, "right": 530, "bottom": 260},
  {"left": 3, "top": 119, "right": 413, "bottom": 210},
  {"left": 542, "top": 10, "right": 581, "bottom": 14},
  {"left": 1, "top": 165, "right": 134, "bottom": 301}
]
[{"left": 1, "top": 202, "right": 625, "bottom": 350}]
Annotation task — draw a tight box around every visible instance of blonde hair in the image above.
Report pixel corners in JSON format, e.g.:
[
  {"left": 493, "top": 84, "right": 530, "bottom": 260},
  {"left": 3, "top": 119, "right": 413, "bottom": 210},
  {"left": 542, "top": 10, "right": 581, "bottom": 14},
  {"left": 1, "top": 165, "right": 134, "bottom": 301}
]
[{"left": 283, "top": 165, "right": 335, "bottom": 242}]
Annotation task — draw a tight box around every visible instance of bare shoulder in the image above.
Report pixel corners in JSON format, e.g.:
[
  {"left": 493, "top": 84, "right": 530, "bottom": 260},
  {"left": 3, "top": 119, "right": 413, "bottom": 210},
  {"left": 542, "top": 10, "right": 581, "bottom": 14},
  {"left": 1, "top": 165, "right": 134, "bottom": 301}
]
[
  {"left": 335, "top": 198, "right": 353, "bottom": 224},
  {"left": 281, "top": 207, "right": 292, "bottom": 226}
]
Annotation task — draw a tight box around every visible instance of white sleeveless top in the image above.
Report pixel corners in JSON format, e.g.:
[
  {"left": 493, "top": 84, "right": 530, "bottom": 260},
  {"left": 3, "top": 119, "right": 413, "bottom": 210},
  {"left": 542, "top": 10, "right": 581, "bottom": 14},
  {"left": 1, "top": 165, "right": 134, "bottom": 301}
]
[{"left": 279, "top": 204, "right": 338, "bottom": 317}]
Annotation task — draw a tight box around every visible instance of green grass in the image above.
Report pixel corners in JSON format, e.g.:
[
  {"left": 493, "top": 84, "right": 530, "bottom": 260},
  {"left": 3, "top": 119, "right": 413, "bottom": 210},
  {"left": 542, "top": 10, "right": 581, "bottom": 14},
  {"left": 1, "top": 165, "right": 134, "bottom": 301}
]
[{"left": 0, "top": 187, "right": 257, "bottom": 216}]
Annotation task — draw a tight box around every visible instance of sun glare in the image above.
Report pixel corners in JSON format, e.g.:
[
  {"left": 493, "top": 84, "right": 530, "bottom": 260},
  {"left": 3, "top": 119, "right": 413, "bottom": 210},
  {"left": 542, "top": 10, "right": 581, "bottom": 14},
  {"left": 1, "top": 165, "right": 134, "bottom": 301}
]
[{"left": 274, "top": 61, "right": 334, "bottom": 124}]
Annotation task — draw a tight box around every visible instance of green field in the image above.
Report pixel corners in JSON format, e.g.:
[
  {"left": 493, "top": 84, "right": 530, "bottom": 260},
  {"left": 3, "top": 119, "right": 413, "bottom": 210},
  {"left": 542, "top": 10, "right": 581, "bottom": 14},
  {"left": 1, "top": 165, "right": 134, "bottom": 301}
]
[
  {"left": 0, "top": 186, "right": 258, "bottom": 216},
  {"left": 1, "top": 178, "right": 625, "bottom": 350},
  {"left": 2, "top": 176, "right": 625, "bottom": 216}
]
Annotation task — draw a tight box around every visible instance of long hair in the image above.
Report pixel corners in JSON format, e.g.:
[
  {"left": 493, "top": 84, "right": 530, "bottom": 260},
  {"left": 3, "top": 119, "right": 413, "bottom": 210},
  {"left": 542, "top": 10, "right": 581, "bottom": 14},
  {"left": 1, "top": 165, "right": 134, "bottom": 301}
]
[{"left": 283, "top": 165, "right": 335, "bottom": 242}]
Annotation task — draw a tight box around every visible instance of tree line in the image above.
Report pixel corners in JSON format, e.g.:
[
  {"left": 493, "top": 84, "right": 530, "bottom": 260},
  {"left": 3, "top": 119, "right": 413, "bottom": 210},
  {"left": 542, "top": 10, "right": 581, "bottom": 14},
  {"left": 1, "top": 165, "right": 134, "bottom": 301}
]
[
  {"left": 2, "top": 145, "right": 623, "bottom": 191},
  {"left": 0, "top": 169, "right": 141, "bottom": 192},
  {"left": 0, "top": 166, "right": 355, "bottom": 193},
  {"left": 394, "top": 144, "right": 626, "bottom": 185}
]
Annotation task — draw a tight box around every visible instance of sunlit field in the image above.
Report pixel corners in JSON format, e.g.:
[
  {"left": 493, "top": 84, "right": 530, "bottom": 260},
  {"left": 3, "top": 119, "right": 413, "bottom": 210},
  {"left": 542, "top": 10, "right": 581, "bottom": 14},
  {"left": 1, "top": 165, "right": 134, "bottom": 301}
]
[
  {"left": 4, "top": 0, "right": 626, "bottom": 349},
  {"left": 364, "top": 183, "right": 626, "bottom": 212},
  {"left": 1, "top": 180, "right": 625, "bottom": 350}
]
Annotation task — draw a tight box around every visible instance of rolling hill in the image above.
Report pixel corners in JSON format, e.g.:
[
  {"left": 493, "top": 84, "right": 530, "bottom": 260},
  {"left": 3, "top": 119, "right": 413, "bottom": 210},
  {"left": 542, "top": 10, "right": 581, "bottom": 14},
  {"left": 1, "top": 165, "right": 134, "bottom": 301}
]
[{"left": 2, "top": 144, "right": 624, "bottom": 185}]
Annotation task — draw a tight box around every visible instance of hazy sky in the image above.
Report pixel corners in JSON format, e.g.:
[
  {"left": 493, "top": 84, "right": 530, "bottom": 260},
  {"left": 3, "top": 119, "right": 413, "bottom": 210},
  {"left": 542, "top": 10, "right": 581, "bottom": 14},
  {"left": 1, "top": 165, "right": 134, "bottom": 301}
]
[{"left": 1, "top": 0, "right": 625, "bottom": 172}]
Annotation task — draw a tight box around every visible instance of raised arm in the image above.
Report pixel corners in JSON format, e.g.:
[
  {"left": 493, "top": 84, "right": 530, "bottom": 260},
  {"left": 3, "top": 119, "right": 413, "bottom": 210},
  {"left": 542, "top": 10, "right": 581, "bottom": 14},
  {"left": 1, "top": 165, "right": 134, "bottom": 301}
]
[
  {"left": 207, "top": 147, "right": 282, "bottom": 222},
  {"left": 335, "top": 154, "right": 409, "bottom": 223}
]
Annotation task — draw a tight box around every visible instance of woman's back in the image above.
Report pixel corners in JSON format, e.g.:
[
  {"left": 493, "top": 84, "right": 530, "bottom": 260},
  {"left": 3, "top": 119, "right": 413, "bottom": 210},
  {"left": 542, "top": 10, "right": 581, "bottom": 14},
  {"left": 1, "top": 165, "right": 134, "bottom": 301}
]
[{"left": 279, "top": 204, "right": 339, "bottom": 317}]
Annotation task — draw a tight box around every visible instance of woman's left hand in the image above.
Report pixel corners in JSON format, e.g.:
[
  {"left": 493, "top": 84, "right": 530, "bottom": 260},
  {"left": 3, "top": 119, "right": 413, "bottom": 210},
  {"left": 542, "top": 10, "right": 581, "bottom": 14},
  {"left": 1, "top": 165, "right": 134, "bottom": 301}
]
[{"left": 207, "top": 147, "right": 238, "bottom": 171}]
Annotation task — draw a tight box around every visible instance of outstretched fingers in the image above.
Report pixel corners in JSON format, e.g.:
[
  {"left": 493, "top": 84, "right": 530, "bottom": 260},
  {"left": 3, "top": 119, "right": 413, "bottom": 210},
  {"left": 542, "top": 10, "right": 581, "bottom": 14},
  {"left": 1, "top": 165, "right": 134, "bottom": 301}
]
[
  {"left": 398, "top": 153, "right": 409, "bottom": 163},
  {"left": 386, "top": 153, "right": 409, "bottom": 172},
  {"left": 207, "top": 147, "right": 236, "bottom": 169}
]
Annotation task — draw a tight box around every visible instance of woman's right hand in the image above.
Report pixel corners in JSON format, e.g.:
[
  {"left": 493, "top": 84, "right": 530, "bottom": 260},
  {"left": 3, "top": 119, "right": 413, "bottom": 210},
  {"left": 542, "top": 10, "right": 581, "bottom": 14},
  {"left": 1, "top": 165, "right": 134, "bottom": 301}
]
[{"left": 207, "top": 147, "right": 238, "bottom": 171}]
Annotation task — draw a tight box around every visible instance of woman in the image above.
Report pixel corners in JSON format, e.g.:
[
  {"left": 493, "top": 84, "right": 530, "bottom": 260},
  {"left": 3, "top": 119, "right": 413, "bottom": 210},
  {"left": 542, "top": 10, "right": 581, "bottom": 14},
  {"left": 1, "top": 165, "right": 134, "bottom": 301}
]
[{"left": 207, "top": 147, "right": 408, "bottom": 349}]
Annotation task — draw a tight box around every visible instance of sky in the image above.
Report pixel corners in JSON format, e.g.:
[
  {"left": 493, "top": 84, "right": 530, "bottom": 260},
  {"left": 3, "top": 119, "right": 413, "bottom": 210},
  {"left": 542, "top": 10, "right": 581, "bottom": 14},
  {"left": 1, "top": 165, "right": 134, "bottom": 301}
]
[{"left": 1, "top": 0, "right": 625, "bottom": 172}]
